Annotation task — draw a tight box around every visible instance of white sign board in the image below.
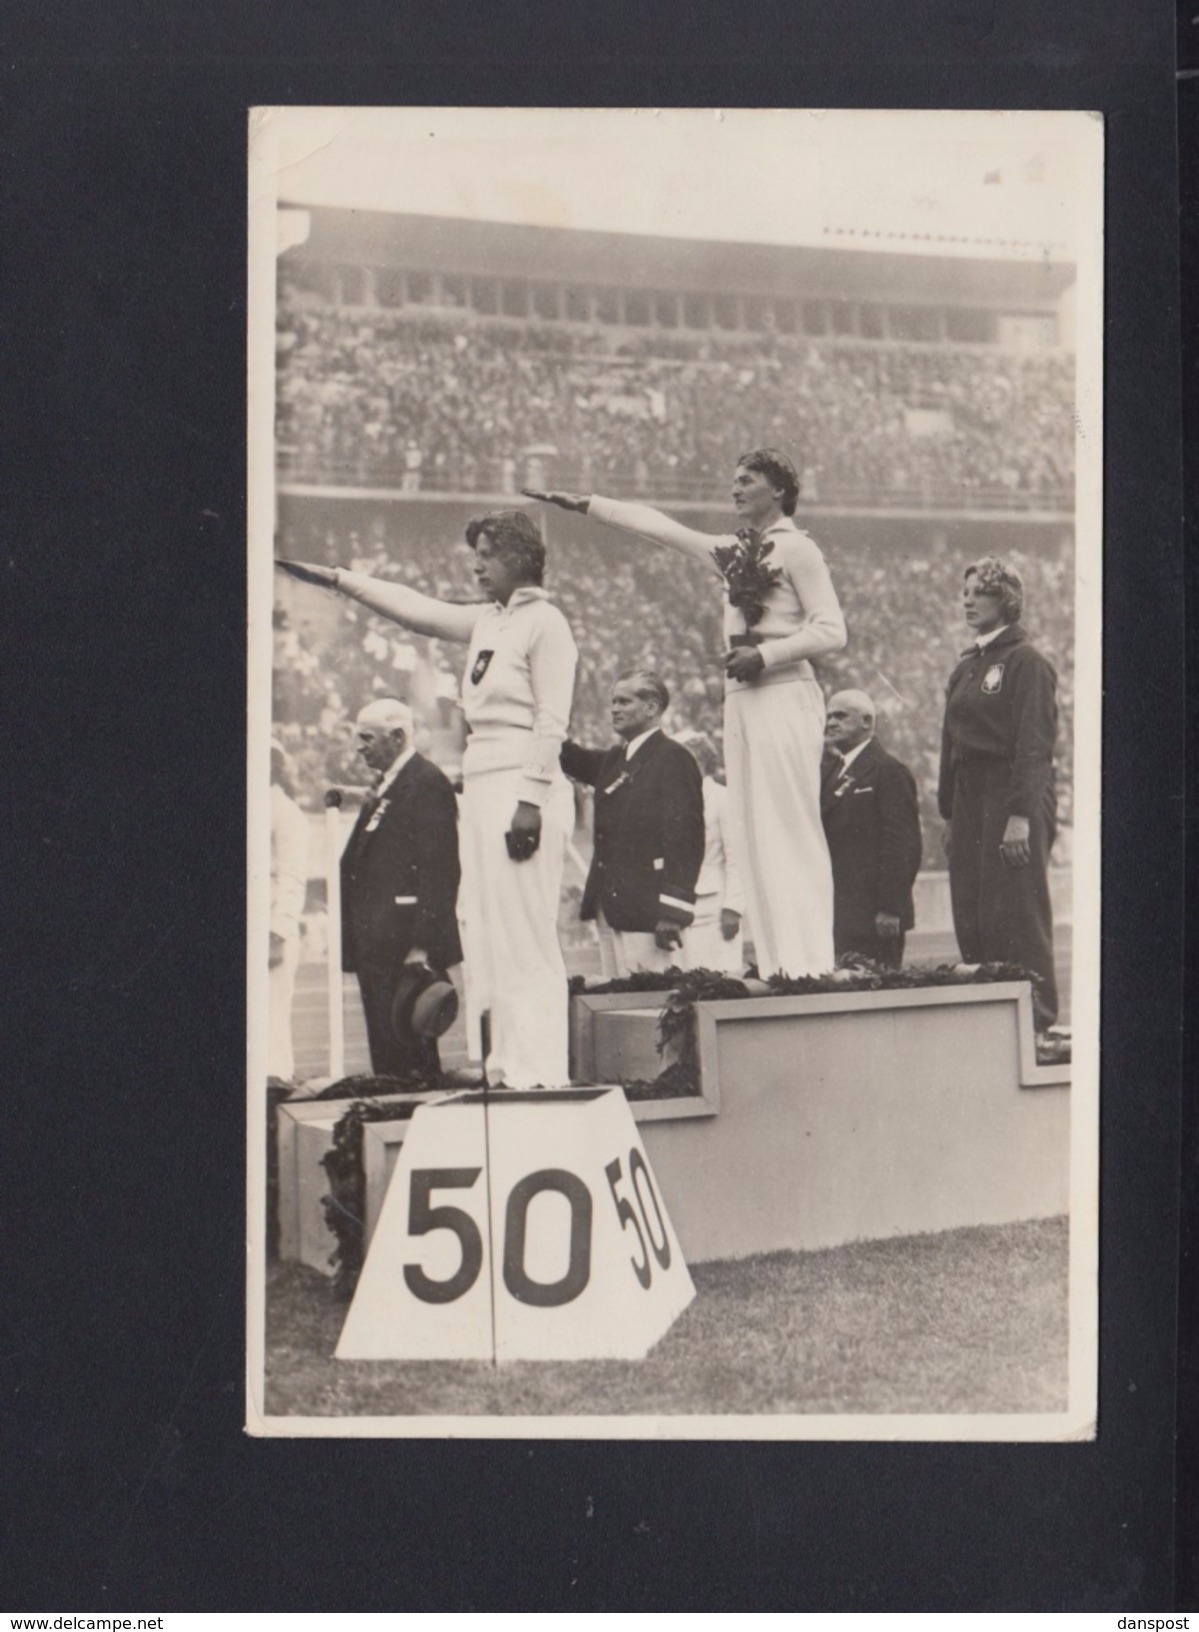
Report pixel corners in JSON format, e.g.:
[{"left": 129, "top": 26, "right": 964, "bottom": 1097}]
[{"left": 336, "top": 1088, "right": 695, "bottom": 1362}]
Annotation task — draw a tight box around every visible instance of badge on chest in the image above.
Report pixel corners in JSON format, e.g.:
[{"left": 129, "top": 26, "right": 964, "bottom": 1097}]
[
  {"left": 470, "top": 649, "right": 494, "bottom": 686},
  {"left": 981, "top": 662, "right": 1005, "bottom": 695}
]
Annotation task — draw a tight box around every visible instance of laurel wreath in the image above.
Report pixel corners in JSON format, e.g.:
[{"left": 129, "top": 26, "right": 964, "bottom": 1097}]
[{"left": 711, "top": 527, "right": 784, "bottom": 629}]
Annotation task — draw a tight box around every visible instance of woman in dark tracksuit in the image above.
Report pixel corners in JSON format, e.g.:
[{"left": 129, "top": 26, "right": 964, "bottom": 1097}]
[{"left": 938, "top": 557, "right": 1059, "bottom": 1031}]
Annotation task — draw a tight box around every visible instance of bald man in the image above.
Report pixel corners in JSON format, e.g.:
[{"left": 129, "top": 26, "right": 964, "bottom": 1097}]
[
  {"left": 820, "top": 689, "right": 922, "bottom": 968},
  {"left": 340, "top": 698, "right": 463, "bottom": 1078}
]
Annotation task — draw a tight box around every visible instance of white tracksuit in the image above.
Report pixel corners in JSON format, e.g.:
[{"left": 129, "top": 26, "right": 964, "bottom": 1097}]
[
  {"left": 587, "top": 497, "right": 846, "bottom": 978},
  {"left": 335, "top": 572, "right": 577, "bottom": 1087}
]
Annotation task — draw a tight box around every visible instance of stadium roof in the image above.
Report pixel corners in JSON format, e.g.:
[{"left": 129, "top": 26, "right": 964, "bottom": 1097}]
[{"left": 279, "top": 205, "right": 1075, "bottom": 309}]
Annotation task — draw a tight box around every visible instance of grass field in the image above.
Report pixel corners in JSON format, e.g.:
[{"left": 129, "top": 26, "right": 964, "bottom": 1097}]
[{"left": 263, "top": 1215, "right": 1068, "bottom": 1420}]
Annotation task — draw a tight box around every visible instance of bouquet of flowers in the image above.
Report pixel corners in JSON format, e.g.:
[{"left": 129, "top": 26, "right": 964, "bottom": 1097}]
[{"left": 711, "top": 527, "right": 783, "bottom": 636}]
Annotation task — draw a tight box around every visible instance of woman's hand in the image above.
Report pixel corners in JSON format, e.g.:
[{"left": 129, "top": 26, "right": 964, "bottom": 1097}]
[
  {"left": 521, "top": 487, "right": 590, "bottom": 513},
  {"left": 653, "top": 921, "right": 683, "bottom": 953},
  {"left": 999, "top": 815, "right": 1031, "bottom": 868},
  {"left": 720, "top": 909, "right": 741, "bottom": 942},
  {"left": 275, "top": 558, "right": 339, "bottom": 590},
  {"left": 724, "top": 646, "right": 766, "bottom": 683},
  {"left": 505, "top": 800, "right": 542, "bottom": 862}
]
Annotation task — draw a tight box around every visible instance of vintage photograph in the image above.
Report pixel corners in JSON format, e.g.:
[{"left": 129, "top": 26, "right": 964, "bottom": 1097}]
[{"left": 246, "top": 106, "right": 1102, "bottom": 1438}]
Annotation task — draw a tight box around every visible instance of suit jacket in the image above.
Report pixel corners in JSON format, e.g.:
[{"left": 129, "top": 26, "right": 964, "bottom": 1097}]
[
  {"left": 340, "top": 753, "right": 463, "bottom": 974},
  {"left": 820, "top": 737, "right": 923, "bottom": 938},
  {"left": 561, "top": 730, "right": 705, "bottom": 933}
]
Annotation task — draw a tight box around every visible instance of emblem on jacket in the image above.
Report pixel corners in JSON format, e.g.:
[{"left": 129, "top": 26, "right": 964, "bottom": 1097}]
[
  {"left": 981, "top": 663, "right": 1005, "bottom": 695},
  {"left": 470, "top": 649, "right": 494, "bottom": 686}
]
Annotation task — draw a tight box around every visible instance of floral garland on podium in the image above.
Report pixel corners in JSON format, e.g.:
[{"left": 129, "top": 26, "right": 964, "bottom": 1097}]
[
  {"left": 298, "top": 963, "right": 1049, "bottom": 1296},
  {"left": 570, "top": 959, "right": 1045, "bottom": 1094}
]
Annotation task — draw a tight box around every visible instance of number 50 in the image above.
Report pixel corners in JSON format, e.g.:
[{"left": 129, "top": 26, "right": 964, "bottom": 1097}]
[
  {"left": 605, "top": 1150, "right": 672, "bottom": 1289},
  {"left": 403, "top": 1167, "right": 593, "bottom": 1309}
]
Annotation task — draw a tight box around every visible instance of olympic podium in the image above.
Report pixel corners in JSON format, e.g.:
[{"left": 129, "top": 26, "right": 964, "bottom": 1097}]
[
  {"left": 336, "top": 1088, "right": 695, "bottom": 1362},
  {"left": 277, "top": 979, "right": 1071, "bottom": 1316},
  {"left": 275, "top": 1091, "right": 441, "bottom": 1275},
  {"left": 572, "top": 981, "right": 1071, "bottom": 1263}
]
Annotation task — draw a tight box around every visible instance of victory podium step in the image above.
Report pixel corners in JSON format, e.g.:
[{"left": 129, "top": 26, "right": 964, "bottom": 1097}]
[
  {"left": 275, "top": 1092, "right": 438, "bottom": 1276},
  {"left": 587, "top": 1005, "right": 667, "bottom": 1086},
  {"left": 336, "top": 1087, "right": 695, "bottom": 1363}
]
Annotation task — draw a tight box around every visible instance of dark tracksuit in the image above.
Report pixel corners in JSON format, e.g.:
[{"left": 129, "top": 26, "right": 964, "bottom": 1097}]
[{"left": 937, "top": 621, "right": 1058, "bottom": 1028}]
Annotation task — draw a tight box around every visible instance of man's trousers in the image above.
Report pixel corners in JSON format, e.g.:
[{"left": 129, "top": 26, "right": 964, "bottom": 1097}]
[
  {"left": 595, "top": 905, "right": 676, "bottom": 980},
  {"left": 268, "top": 936, "right": 301, "bottom": 1081},
  {"left": 355, "top": 965, "right": 441, "bottom": 1080},
  {"left": 681, "top": 898, "right": 743, "bottom": 974}
]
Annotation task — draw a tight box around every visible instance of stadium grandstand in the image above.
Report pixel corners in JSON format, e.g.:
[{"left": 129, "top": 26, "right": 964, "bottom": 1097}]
[{"left": 273, "top": 205, "right": 1076, "bottom": 860}]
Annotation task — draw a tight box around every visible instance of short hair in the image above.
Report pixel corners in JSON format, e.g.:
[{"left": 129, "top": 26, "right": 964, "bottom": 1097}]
[
  {"left": 674, "top": 730, "right": 719, "bottom": 778},
  {"left": 465, "top": 509, "right": 545, "bottom": 585},
  {"left": 964, "top": 556, "right": 1024, "bottom": 625},
  {"left": 614, "top": 669, "right": 670, "bottom": 715},
  {"left": 738, "top": 447, "right": 800, "bottom": 516},
  {"left": 356, "top": 696, "right": 414, "bottom": 738},
  {"left": 826, "top": 688, "right": 876, "bottom": 725}
]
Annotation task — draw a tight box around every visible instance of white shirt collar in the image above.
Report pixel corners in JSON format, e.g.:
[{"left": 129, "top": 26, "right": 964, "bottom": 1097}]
[
  {"left": 973, "top": 625, "right": 1005, "bottom": 650},
  {"left": 376, "top": 743, "right": 417, "bottom": 795},
  {"left": 493, "top": 586, "right": 550, "bottom": 615},
  {"left": 623, "top": 726, "right": 660, "bottom": 762},
  {"left": 839, "top": 737, "right": 873, "bottom": 773}
]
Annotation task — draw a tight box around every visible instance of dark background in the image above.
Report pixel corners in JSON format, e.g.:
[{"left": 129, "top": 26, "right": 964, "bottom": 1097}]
[
  {"left": 1177, "top": 0, "right": 1198, "bottom": 1611},
  {"left": 0, "top": 0, "right": 1185, "bottom": 1610}
]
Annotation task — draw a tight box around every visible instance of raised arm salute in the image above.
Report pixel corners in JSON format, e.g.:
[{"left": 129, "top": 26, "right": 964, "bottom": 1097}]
[
  {"left": 525, "top": 448, "right": 846, "bottom": 979},
  {"left": 278, "top": 509, "right": 579, "bottom": 1089}
]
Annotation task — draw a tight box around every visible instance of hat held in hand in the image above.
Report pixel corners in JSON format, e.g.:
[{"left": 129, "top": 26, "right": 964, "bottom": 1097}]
[{"left": 390, "top": 963, "right": 459, "bottom": 1042}]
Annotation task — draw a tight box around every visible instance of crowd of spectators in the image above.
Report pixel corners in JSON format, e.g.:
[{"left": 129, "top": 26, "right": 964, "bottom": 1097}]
[
  {"left": 273, "top": 511, "right": 1074, "bottom": 865},
  {"left": 276, "top": 294, "right": 1075, "bottom": 506}
]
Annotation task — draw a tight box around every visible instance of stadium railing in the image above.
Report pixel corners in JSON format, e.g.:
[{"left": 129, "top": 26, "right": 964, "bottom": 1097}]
[{"left": 275, "top": 453, "right": 1074, "bottom": 515}]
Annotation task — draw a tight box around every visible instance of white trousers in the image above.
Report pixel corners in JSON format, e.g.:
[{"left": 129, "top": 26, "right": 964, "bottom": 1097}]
[
  {"left": 681, "top": 898, "right": 743, "bottom": 975},
  {"left": 722, "top": 677, "right": 835, "bottom": 978},
  {"left": 459, "top": 767, "right": 573, "bottom": 1089},
  {"left": 267, "top": 936, "right": 300, "bottom": 1081},
  {"left": 595, "top": 906, "right": 675, "bottom": 980}
]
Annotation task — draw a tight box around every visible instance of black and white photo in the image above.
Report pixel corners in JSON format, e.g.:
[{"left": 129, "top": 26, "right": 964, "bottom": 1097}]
[{"left": 247, "top": 106, "right": 1102, "bottom": 1439}]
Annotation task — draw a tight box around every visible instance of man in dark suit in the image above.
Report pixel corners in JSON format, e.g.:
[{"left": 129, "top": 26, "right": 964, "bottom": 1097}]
[
  {"left": 561, "top": 671, "right": 705, "bottom": 978},
  {"left": 820, "top": 689, "right": 923, "bottom": 968},
  {"left": 341, "top": 698, "right": 463, "bottom": 1077}
]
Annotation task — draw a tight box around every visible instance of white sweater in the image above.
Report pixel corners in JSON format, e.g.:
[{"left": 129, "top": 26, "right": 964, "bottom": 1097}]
[
  {"left": 587, "top": 496, "right": 846, "bottom": 688},
  {"left": 334, "top": 573, "right": 577, "bottom": 807}
]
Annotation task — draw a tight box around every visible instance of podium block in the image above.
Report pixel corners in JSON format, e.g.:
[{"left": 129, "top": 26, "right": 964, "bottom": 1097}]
[
  {"left": 296, "top": 1114, "right": 342, "bottom": 1273},
  {"left": 592, "top": 1006, "right": 663, "bottom": 1086},
  {"left": 638, "top": 982, "right": 1070, "bottom": 1262},
  {"left": 336, "top": 1088, "right": 695, "bottom": 1362},
  {"left": 274, "top": 1092, "right": 438, "bottom": 1273}
]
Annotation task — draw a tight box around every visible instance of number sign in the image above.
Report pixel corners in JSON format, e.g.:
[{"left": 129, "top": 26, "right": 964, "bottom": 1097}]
[{"left": 336, "top": 1088, "right": 695, "bottom": 1362}]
